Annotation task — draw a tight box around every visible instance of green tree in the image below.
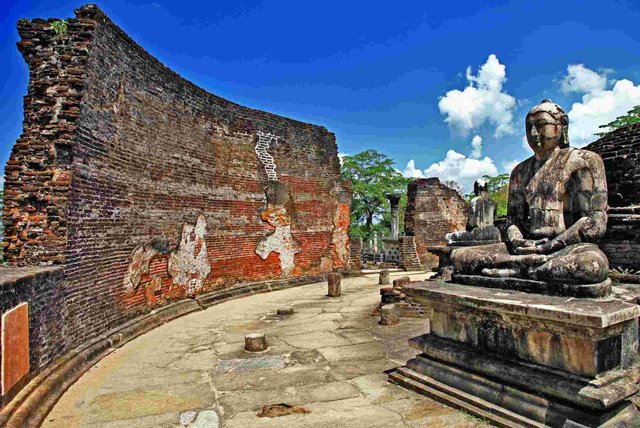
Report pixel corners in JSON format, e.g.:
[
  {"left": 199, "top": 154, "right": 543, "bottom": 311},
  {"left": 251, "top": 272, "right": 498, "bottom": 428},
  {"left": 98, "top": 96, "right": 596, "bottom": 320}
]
[
  {"left": 595, "top": 105, "right": 640, "bottom": 137},
  {"left": 466, "top": 174, "right": 510, "bottom": 218},
  {"left": 340, "top": 150, "right": 411, "bottom": 238}
]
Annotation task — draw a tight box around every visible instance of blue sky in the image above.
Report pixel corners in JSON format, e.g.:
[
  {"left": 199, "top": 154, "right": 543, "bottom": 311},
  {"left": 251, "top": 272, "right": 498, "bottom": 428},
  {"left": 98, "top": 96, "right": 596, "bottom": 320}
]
[{"left": 2, "top": 0, "right": 640, "bottom": 190}]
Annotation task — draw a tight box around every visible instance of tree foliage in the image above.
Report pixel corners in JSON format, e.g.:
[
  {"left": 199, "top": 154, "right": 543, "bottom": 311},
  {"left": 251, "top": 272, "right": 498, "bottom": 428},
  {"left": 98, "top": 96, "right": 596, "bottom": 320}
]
[
  {"left": 465, "top": 174, "right": 510, "bottom": 218},
  {"left": 595, "top": 105, "right": 640, "bottom": 137},
  {"left": 340, "top": 150, "right": 411, "bottom": 239},
  {"left": 443, "top": 180, "right": 464, "bottom": 196}
]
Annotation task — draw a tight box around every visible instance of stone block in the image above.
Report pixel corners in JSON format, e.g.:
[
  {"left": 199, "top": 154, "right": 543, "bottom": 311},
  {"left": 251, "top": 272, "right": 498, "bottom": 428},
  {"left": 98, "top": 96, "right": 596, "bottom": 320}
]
[{"left": 392, "top": 276, "right": 411, "bottom": 288}]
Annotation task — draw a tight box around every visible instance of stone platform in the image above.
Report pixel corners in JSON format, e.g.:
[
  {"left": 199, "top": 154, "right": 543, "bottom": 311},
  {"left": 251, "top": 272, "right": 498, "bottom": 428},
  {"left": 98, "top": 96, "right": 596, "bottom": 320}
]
[
  {"left": 389, "top": 280, "right": 640, "bottom": 427},
  {"left": 452, "top": 273, "right": 612, "bottom": 298}
]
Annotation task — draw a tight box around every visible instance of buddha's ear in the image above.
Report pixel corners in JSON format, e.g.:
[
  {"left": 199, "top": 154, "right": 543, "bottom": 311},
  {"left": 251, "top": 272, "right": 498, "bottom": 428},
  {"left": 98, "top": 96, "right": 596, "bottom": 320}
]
[{"left": 560, "top": 115, "right": 570, "bottom": 147}]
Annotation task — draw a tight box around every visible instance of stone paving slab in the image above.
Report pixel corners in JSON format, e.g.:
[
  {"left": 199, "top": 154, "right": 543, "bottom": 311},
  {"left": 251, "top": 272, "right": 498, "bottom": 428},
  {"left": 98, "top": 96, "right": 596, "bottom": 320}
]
[{"left": 43, "top": 272, "right": 490, "bottom": 428}]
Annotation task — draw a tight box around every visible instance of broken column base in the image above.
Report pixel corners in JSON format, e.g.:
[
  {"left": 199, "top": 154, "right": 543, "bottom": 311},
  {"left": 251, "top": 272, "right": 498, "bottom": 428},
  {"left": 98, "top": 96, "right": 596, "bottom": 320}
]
[{"left": 389, "top": 280, "right": 640, "bottom": 427}]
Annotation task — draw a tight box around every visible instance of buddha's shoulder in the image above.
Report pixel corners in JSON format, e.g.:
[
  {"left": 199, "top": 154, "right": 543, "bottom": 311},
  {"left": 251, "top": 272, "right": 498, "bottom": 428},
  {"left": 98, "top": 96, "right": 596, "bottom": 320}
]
[
  {"left": 564, "top": 147, "right": 605, "bottom": 169},
  {"left": 511, "top": 156, "right": 536, "bottom": 175}
]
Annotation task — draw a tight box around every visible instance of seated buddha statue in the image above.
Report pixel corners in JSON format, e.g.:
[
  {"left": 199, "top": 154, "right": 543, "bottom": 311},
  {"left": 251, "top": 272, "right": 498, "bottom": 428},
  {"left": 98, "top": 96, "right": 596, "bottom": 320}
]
[
  {"left": 445, "top": 179, "right": 501, "bottom": 246},
  {"left": 450, "top": 99, "right": 610, "bottom": 297}
]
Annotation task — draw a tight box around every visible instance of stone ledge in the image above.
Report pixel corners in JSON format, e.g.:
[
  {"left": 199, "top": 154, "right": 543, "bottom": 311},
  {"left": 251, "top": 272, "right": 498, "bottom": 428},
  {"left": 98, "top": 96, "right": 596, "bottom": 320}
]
[
  {"left": 405, "top": 280, "right": 639, "bottom": 328},
  {"left": 0, "top": 266, "right": 63, "bottom": 289},
  {"left": 195, "top": 275, "right": 326, "bottom": 308},
  {"left": 409, "top": 334, "right": 639, "bottom": 410},
  {"left": 0, "top": 274, "right": 327, "bottom": 427}
]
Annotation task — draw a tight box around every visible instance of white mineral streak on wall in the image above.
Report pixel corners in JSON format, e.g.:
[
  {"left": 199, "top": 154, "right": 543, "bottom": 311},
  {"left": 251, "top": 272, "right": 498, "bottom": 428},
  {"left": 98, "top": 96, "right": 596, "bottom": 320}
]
[
  {"left": 123, "top": 246, "right": 157, "bottom": 293},
  {"left": 255, "top": 131, "right": 279, "bottom": 180},
  {"left": 168, "top": 215, "right": 212, "bottom": 295},
  {"left": 255, "top": 207, "right": 301, "bottom": 275}
]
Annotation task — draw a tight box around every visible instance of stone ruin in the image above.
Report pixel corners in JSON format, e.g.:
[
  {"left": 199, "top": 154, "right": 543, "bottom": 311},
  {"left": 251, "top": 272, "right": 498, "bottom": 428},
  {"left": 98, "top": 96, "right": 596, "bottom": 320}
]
[
  {"left": 403, "top": 177, "right": 468, "bottom": 269},
  {"left": 0, "top": 4, "right": 351, "bottom": 419}
]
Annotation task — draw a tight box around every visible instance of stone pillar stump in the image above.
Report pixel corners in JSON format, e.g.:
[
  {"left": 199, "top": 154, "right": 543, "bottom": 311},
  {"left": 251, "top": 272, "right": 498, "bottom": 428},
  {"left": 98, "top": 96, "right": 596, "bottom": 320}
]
[
  {"left": 245, "top": 332, "right": 268, "bottom": 352},
  {"left": 327, "top": 272, "right": 342, "bottom": 297},
  {"left": 380, "top": 304, "right": 400, "bottom": 325},
  {"left": 379, "top": 269, "right": 390, "bottom": 285}
]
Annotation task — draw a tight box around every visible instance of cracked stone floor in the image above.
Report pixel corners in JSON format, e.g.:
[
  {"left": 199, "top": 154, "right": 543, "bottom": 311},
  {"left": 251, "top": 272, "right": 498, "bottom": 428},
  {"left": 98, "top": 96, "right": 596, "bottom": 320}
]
[{"left": 43, "top": 272, "right": 490, "bottom": 428}]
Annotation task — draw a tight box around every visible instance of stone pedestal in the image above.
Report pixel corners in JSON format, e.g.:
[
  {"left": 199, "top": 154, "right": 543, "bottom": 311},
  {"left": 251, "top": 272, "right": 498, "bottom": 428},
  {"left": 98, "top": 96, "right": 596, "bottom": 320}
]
[
  {"left": 327, "top": 273, "right": 342, "bottom": 297},
  {"left": 389, "top": 280, "right": 640, "bottom": 427}
]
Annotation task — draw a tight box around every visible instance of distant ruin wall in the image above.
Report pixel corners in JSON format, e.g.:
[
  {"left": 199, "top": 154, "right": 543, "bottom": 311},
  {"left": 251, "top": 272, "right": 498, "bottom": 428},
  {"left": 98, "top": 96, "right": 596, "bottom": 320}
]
[
  {"left": 404, "top": 178, "right": 468, "bottom": 269},
  {"left": 2, "top": 3, "right": 351, "bottom": 366},
  {"left": 586, "top": 125, "right": 640, "bottom": 269}
]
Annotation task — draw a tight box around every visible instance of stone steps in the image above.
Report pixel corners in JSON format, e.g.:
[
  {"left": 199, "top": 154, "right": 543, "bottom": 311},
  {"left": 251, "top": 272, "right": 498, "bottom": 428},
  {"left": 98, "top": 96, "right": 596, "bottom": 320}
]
[{"left": 389, "top": 367, "right": 544, "bottom": 428}]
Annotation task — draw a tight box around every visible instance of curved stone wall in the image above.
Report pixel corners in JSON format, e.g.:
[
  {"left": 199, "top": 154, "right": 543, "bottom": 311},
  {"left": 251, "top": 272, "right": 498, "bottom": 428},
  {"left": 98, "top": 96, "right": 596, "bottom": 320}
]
[{"left": 1, "top": 4, "right": 351, "bottom": 408}]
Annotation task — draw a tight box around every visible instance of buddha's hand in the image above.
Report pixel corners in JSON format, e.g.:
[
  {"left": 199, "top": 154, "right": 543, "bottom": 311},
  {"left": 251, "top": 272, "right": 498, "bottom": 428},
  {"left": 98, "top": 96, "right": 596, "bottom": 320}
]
[{"left": 514, "top": 239, "right": 562, "bottom": 255}]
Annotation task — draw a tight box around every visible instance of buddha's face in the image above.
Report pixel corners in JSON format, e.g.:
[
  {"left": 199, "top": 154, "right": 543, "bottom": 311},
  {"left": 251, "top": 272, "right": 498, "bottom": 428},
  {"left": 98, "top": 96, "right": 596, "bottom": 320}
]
[{"left": 526, "top": 110, "right": 563, "bottom": 157}]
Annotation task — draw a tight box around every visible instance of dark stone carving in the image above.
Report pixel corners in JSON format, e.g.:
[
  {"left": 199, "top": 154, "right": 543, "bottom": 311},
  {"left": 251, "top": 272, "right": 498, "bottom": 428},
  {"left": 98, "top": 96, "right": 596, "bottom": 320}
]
[
  {"left": 445, "top": 179, "right": 501, "bottom": 246},
  {"left": 451, "top": 100, "right": 611, "bottom": 297}
]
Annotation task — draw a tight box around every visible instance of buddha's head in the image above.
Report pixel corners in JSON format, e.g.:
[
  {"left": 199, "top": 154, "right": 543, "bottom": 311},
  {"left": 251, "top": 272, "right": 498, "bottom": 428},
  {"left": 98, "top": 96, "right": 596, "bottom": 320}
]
[
  {"left": 525, "top": 99, "right": 569, "bottom": 158},
  {"left": 473, "top": 179, "right": 488, "bottom": 196}
]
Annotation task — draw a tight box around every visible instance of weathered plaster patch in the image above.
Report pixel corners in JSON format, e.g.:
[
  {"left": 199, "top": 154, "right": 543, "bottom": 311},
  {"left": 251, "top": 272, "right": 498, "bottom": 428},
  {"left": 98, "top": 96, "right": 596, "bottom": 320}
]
[
  {"left": 168, "top": 215, "right": 211, "bottom": 295},
  {"left": 331, "top": 202, "right": 351, "bottom": 269},
  {"left": 320, "top": 256, "right": 333, "bottom": 273},
  {"left": 255, "top": 131, "right": 279, "bottom": 180},
  {"left": 123, "top": 245, "right": 157, "bottom": 293},
  {"left": 256, "top": 207, "right": 301, "bottom": 275}
]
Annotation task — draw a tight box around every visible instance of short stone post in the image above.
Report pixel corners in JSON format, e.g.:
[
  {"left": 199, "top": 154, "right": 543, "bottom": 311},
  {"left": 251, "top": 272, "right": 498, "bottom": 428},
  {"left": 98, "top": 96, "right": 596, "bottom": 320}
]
[
  {"left": 379, "top": 269, "right": 390, "bottom": 285},
  {"left": 327, "top": 272, "right": 342, "bottom": 297},
  {"left": 245, "top": 332, "right": 268, "bottom": 352},
  {"left": 380, "top": 304, "right": 400, "bottom": 326},
  {"left": 277, "top": 308, "right": 294, "bottom": 316}
]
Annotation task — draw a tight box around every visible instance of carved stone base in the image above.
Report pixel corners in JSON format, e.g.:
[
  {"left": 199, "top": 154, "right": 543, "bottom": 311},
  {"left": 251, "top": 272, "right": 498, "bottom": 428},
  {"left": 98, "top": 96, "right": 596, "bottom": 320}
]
[
  {"left": 452, "top": 273, "right": 612, "bottom": 298},
  {"left": 390, "top": 348, "right": 640, "bottom": 427},
  {"left": 391, "top": 281, "right": 640, "bottom": 427}
]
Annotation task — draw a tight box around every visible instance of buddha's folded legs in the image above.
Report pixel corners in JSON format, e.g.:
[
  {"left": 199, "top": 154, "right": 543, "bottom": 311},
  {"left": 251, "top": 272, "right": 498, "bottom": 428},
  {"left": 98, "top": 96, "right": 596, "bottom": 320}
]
[
  {"left": 527, "top": 242, "right": 609, "bottom": 284},
  {"left": 451, "top": 243, "right": 548, "bottom": 274},
  {"left": 452, "top": 242, "right": 609, "bottom": 285}
]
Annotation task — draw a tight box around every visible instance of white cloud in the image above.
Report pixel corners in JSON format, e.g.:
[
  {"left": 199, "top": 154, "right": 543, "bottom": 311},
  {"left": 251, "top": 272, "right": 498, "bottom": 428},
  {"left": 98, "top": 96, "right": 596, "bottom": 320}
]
[
  {"left": 521, "top": 135, "right": 532, "bottom": 154},
  {"left": 502, "top": 159, "right": 520, "bottom": 174},
  {"left": 438, "top": 54, "right": 517, "bottom": 137},
  {"left": 402, "top": 159, "right": 425, "bottom": 178},
  {"left": 561, "top": 64, "right": 607, "bottom": 94},
  {"left": 562, "top": 65, "right": 640, "bottom": 146},
  {"left": 337, "top": 152, "right": 348, "bottom": 164},
  {"left": 403, "top": 151, "right": 498, "bottom": 192},
  {"left": 470, "top": 135, "right": 482, "bottom": 159}
]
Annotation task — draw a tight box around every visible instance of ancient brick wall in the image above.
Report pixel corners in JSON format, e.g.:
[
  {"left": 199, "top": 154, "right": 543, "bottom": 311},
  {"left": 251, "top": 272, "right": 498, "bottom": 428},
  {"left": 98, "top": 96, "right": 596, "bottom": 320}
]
[
  {"left": 0, "top": 267, "right": 65, "bottom": 403},
  {"left": 404, "top": 178, "right": 468, "bottom": 269},
  {"left": 586, "top": 125, "right": 640, "bottom": 269},
  {"left": 3, "top": 4, "right": 351, "bottom": 354},
  {"left": 585, "top": 124, "right": 640, "bottom": 208}
]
